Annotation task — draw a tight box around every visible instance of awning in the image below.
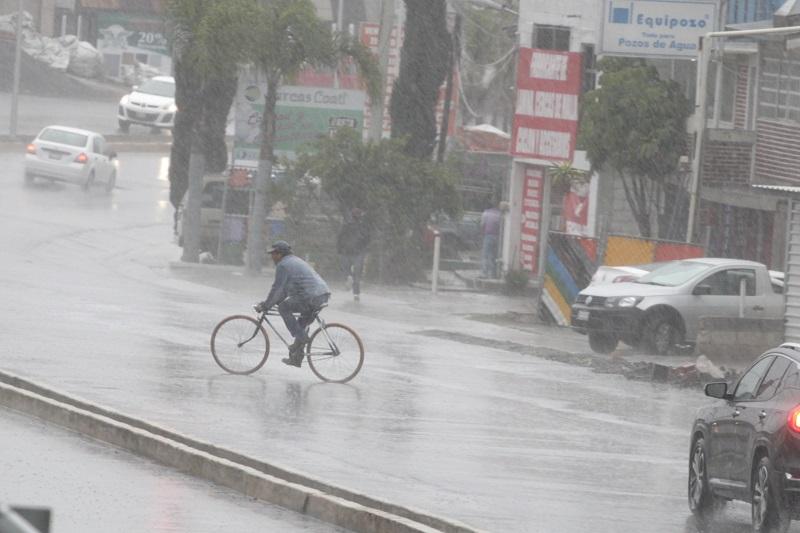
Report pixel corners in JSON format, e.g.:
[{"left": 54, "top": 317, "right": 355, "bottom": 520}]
[{"left": 752, "top": 183, "right": 800, "bottom": 194}]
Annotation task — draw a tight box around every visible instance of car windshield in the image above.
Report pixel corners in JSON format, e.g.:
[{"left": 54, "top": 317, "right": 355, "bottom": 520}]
[
  {"left": 38, "top": 128, "right": 88, "bottom": 147},
  {"left": 635, "top": 260, "right": 713, "bottom": 286},
  {"left": 137, "top": 79, "right": 175, "bottom": 97}
]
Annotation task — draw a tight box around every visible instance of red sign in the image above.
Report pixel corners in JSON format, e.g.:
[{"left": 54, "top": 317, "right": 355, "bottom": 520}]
[
  {"left": 511, "top": 48, "right": 582, "bottom": 161},
  {"left": 520, "top": 166, "right": 545, "bottom": 273}
]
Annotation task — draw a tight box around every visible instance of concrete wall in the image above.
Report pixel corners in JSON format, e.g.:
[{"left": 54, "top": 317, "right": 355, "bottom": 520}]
[
  {"left": 517, "top": 0, "right": 601, "bottom": 52},
  {"left": 696, "top": 316, "right": 784, "bottom": 368}
]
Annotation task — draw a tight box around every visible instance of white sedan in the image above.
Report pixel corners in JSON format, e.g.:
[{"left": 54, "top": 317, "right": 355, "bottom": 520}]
[
  {"left": 24, "top": 126, "right": 117, "bottom": 192},
  {"left": 117, "top": 75, "right": 176, "bottom": 132}
]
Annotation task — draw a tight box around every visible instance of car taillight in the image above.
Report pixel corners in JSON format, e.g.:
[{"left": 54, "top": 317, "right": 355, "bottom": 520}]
[
  {"left": 75, "top": 153, "right": 88, "bottom": 164},
  {"left": 26, "top": 143, "right": 36, "bottom": 154},
  {"left": 788, "top": 405, "right": 800, "bottom": 433}
]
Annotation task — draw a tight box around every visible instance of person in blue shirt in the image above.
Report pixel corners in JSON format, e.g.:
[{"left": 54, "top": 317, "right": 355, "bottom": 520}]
[{"left": 255, "top": 241, "right": 331, "bottom": 367}]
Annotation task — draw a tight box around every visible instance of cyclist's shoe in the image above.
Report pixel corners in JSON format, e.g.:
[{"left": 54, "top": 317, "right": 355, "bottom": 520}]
[{"left": 282, "top": 355, "right": 302, "bottom": 368}]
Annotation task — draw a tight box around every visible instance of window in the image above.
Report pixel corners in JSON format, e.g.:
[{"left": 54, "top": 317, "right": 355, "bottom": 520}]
[
  {"left": 755, "top": 356, "right": 791, "bottom": 400},
  {"left": 534, "top": 25, "right": 570, "bottom": 51},
  {"left": 706, "top": 61, "right": 737, "bottom": 124},
  {"left": 783, "top": 361, "right": 800, "bottom": 390},
  {"left": 39, "top": 128, "right": 88, "bottom": 148},
  {"left": 697, "top": 269, "right": 756, "bottom": 296},
  {"left": 758, "top": 52, "right": 800, "bottom": 123},
  {"left": 734, "top": 356, "right": 774, "bottom": 401},
  {"left": 637, "top": 260, "right": 713, "bottom": 287}
]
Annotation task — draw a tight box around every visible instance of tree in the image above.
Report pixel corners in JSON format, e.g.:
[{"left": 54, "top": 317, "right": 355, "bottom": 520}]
[
  {"left": 166, "top": 0, "right": 253, "bottom": 257},
  {"left": 579, "top": 58, "right": 691, "bottom": 238},
  {"left": 243, "top": 0, "right": 380, "bottom": 274},
  {"left": 390, "top": 0, "right": 452, "bottom": 159},
  {"left": 288, "top": 128, "right": 460, "bottom": 281}
]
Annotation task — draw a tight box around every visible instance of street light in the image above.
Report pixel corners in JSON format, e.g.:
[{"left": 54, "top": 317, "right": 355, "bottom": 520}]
[{"left": 9, "top": 0, "right": 23, "bottom": 138}]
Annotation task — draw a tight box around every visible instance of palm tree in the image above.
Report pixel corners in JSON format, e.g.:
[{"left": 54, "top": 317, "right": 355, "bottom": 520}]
[
  {"left": 167, "top": 0, "right": 255, "bottom": 262},
  {"left": 244, "top": 0, "right": 380, "bottom": 273}
]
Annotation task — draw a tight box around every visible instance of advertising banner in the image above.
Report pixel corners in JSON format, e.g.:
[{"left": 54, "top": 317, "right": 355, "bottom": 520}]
[
  {"left": 233, "top": 67, "right": 365, "bottom": 166},
  {"left": 96, "top": 12, "right": 171, "bottom": 80},
  {"left": 511, "top": 48, "right": 582, "bottom": 162},
  {"left": 520, "top": 166, "right": 545, "bottom": 273},
  {"left": 600, "top": 0, "right": 718, "bottom": 59}
]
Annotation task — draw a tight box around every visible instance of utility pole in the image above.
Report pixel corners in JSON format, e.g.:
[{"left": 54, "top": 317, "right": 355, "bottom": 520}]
[
  {"left": 334, "top": 0, "right": 345, "bottom": 89},
  {"left": 436, "top": 12, "right": 461, "bottom": 163},
  {"left": 9, "top": 0, "right": 23, "bottom": 138},
  {"left": 369, "top": 0, "right": 395, "bottom": 141}
]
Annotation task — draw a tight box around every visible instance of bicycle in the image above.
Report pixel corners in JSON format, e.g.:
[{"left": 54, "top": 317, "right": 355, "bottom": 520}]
[{"left": 210, "top": 304, "right": 365, "bottom": 383}]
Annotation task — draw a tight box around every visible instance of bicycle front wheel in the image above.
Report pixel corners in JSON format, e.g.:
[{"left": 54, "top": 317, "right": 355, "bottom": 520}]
[
  {"left": 210, "top": 315, "right": 270, "bottom": 375},
  {"left": 306, "top": 323, "right": 364, "bottom": 383}
]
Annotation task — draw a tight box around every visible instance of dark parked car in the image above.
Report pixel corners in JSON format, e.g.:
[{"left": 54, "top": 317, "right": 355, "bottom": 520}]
[{"left": 689, "top": 343, "right": 800, "bottom": 532}]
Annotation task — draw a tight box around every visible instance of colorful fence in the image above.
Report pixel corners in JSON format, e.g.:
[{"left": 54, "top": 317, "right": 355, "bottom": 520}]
[{"left": 542, "top": 233, "right": 705, "bottom": 325}]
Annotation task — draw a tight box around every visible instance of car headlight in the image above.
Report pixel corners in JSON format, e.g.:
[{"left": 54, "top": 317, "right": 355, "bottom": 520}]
[
  {"left": 164, "top": 103, "right": 177, "bottom": 113},
  {"left": 120, "top": 95, "right": 129, "bottom": 105},
  {"left": 604, "top": 296, "right": 642, "bottom": 308}
]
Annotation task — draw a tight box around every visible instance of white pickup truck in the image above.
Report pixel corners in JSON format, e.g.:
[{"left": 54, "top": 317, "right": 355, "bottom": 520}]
[{"left": 570, "top": 258, "right": 785, "bottom": 355}]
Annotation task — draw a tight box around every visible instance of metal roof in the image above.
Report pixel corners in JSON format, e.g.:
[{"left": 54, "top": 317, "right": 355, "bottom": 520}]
[{"left": 752, "top": 183, "right": 800, "bottom": 194}]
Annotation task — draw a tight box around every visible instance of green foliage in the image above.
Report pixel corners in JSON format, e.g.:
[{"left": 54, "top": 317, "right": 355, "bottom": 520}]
[
  {"left": 245, "top": 0, "right": 380, "bottom": 163},
  {"left": 579, "top": 57, "right": 691, "bottom": 237},
  {"left": 547, "top": 161, "right": 587, "bottom": 190},
  {"left": 166, "top": 0, "right": 249, "bottom": 209},
  {"left": 390, "top": 0, "right": 452, "bottom": 159},
  {"left": 287, "top": 128, "right": 461, "bottom": 282}
]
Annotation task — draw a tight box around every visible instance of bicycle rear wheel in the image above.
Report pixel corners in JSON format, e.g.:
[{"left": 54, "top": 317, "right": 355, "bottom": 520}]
[
  {"left": 210, "top": 315, "right": 270, "bottom": 375},
  {"left": 306, "top": 323, "right": 364, "bottom": 383}
]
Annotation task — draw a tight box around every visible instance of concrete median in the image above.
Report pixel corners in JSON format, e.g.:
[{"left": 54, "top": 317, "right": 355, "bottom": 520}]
[{"left": 0, "top": 370, "right": 483, "bottom": 533}]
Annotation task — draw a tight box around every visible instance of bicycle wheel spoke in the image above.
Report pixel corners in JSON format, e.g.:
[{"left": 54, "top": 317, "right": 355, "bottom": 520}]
[
  {"left": 306, "top": 323, "right": 364, "bottom": 383},
  {"left": 211, "top": 316, "right": 270, "bottom": 375}
]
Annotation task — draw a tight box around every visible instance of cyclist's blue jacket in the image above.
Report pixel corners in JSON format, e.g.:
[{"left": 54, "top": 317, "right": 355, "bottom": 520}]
[{"left": 263, "top": 254, "right": 330, "bottom": 309}]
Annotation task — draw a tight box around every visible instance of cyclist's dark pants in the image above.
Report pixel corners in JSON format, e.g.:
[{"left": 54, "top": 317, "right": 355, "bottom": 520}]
[{"left": 278, "top": 293, "right": 329, "bottom": 341}]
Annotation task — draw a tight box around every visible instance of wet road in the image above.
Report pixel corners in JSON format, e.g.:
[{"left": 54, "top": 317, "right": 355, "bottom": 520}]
[
  {"left": 1, "top": 407, "right": 346, "bottom": 533},
  {"left": 0, "top": 151, "right": 794, "bottom": 532}
]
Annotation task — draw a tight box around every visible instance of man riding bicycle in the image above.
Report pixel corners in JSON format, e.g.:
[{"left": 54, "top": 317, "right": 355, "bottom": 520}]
[{"left": 255, "top": 240, "right": 331, "bottom": 368}]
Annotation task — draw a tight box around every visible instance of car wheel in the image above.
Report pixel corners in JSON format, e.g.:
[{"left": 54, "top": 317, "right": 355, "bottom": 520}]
[
  {"left": 105, "top": 169, "right": 116, "bottom": 193},
  {"left": 688, "top": 437, "right": 725, "bottom": 526},
  {"left": 645, "top": 315, "right": 680, "bottom": 355},
  {"left": 588, "top": 331, "right": 619, "bottom": 354},
  {"left": 82, "top": 171, "right": 95, "bottom": 191},
  {"left": 752, "top": 455, "right": 791, "bottom": 533},
  {"left": 118, "top": 120, "right": 130, "bottom": 133}
]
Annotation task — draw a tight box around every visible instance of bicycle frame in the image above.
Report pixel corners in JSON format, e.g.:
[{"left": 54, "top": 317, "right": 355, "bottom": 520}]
[{"left": 239, "top": 310, "right": 341, "bottom": 357}]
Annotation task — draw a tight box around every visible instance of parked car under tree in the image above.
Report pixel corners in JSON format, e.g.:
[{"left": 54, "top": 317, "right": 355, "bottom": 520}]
[{"left": 571, "top": 258, "right": 785, "bottom": 355}]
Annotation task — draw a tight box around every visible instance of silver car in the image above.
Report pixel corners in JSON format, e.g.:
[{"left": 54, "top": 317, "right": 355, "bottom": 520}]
[
  {"left": 24, "top": 126, "right": 117, "bottom": 192},
  {"left": 571, "top": 258, "right": 785, "bottom": 354}
]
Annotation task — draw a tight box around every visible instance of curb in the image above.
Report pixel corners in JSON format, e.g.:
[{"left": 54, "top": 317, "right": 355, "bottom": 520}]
[
  {"left": 0, "top": 371, "right": 485, "bottom": 533},
  {"left": 0, "top": 137, "right": 171, "bottom": 153}
]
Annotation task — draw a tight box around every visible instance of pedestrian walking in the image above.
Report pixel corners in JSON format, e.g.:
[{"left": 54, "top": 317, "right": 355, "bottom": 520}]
[
  {"left": 480, "top": 202, "right": 504, "bottom": 278},
  {"left": 337, "top": 207, "right": 371, "bottom": 302}
]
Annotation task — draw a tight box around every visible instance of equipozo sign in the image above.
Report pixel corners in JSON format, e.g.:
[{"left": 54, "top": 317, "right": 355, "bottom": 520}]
[{"left": 601, "top": 0, "right": 718, "bottom": 59}]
